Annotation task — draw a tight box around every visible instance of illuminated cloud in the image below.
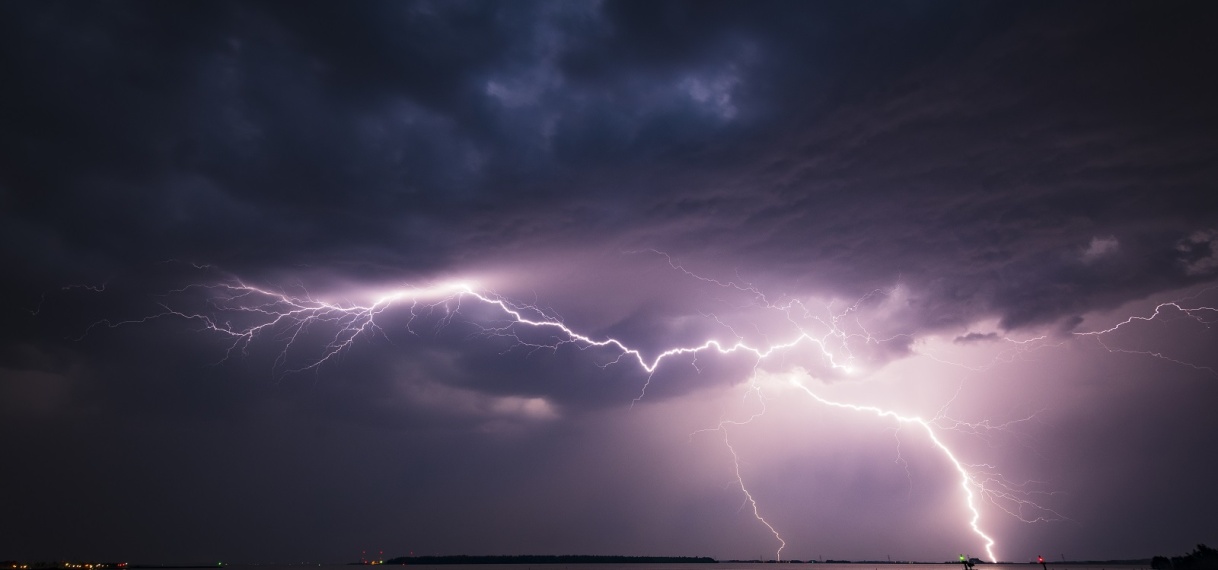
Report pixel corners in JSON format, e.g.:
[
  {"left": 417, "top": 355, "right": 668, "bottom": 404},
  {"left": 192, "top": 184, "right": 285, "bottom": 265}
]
[
  {"left": 1080, "top": 236, "right": 1120, "bottom": 264},
  {"left": 1, "top": 0, "right": 1216, "bottom": 564},
  {"left": 952, "top": 332, "right": 1000, "bottom": 345}
]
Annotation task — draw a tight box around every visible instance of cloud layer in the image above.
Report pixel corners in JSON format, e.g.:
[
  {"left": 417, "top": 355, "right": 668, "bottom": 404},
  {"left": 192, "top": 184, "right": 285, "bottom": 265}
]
[{"left": 2, "top": 0, "right": 1217, "bottom": 564}]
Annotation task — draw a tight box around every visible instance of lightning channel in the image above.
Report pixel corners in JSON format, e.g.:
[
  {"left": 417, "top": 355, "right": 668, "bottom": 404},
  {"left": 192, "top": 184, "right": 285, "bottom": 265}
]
[{"left": 75, "top": 267, "right": 1073, "bottom": 563}]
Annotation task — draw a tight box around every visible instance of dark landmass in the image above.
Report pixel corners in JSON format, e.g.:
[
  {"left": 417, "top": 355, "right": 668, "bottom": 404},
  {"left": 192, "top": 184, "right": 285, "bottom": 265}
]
[
  {"left": 0, "top": 565, "right": 223, "bottom": 570},
  {"left": 1055, "top": 560, "right": 1151, "bottom": 565},
  {"left": 129, "top": 566, "right": 225, "bottom": 569},
  {"left": 381, "top": 555, "right": 716, "bottom": 565},
  {"left": 1152, "top": 545, "right": 1218, "bottom": 570},
  {"left": 0, "top": 551, "right": 1197, "bottom": 569}
]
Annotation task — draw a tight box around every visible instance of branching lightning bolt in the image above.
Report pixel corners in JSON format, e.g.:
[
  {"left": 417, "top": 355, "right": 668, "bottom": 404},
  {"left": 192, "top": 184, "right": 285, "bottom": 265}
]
[
  {"left": 72, "top": 259, "right": 1144, "bottom": 563},
  {"left": 788, "top": 378, "right": 997, "bottom": 561},
  {"left": 1071, "top": 297, "right": 1218, "bottom": 376},
  {"left": 916, "top": 290, "right": 1218, "bottom": 377},
  {"left": 30, "top": 281, "right": 108, "bottom": 315}
]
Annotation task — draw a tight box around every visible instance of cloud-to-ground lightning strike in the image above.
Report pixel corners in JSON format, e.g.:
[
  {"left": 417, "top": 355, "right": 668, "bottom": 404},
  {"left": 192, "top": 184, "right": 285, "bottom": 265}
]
[
  {"left": 92, "top": 264, "right": 1208, "bottom": 560},
  {"left": 788, "top": 379, "right": 996, "bottom": 562},
  {"left": 75, "top": 273, "right": 1069, "bottom": 559}
]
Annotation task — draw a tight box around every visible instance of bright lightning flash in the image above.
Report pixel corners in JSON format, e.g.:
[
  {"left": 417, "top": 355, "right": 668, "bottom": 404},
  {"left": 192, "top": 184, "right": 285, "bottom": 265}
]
[
  {"left": 82, "top": 271, "right": 1088, "bottom": 563},
  {"left": 790, "top": 378, "right": 996, "bottom": 560}
]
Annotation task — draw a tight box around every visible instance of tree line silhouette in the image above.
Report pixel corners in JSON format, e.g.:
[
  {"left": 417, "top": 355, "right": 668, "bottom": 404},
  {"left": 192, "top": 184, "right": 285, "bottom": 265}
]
[{"left": 1151, "top": 545, "right": 1217, "bottom": 570}]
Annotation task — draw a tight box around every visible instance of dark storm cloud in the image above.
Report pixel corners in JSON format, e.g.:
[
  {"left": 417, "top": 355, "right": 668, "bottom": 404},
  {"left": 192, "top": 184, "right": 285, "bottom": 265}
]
[
  {"left": 3, "top": 0, "right": 1218, "bottom": 562},
  {"left": 953, "top": 332, "right": 999, "bottom": 345},
  {"left": 657, "top": 2, "right": 1218, "bottom": 331},
  {"left": 6, "top": 1, "right": 1213, "bottom": 331},
  {"left": 3, "top": 0, "right": 1216, "bottom": 435}
]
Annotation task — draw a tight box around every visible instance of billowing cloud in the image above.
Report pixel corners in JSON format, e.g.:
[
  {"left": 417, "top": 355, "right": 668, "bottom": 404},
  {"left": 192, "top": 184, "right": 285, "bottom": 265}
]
[
  {"left": 1081, "top": 236, "right": 1120, "bottom": 264},
  {"left": 2, "top": 0, "right": 1217, "bottom": 564},
  {"left": 953, "top": 332, "right": 1000, "bottom": 345},
  {"left": 1178, "top": 229, "right": 1218, "bottom": 275}
]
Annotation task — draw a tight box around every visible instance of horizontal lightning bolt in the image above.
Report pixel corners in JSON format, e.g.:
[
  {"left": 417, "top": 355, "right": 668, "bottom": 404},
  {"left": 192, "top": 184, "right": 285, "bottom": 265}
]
[
  {"left": 1072, "top": 297, "right": 1218, "bottom": 376},
  {"left": 74, "top": 265, "right": 1092, "bottom": 563},
  {"left": 913, "top": 293, "right": 1217, "bottom": 378}
]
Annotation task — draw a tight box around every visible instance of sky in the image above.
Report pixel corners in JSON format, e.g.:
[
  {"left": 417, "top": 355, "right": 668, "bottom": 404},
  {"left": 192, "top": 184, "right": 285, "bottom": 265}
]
[{"left": 2, "top": 0, "right": 1217, "bottom": 564}]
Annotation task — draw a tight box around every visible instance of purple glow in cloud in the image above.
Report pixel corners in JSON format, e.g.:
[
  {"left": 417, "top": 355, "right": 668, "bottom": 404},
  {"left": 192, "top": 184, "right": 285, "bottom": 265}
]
[
  {"left": 3, "top": 1, "right": 1217, "bottom": 564},
  {"left": 73, "top": 255, "right": 1215, "bottom": 562}
]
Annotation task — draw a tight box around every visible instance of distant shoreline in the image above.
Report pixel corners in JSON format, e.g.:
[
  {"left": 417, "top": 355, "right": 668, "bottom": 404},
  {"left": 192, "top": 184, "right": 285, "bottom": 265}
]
[
  {"left": 0, "top": 558, "right": 1159, "bottom": 568},
  {"left": 377, "top": 556, "right": 717, "bottom": 565},
  {"left": 366, "top": 557, "right": 1155, "bottom": 566}
]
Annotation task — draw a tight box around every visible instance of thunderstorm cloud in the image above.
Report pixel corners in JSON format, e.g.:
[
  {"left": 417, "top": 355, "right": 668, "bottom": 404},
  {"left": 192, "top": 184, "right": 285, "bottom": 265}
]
[{"left": 1, "top": 0, "right": 1216, "bottom": 565}]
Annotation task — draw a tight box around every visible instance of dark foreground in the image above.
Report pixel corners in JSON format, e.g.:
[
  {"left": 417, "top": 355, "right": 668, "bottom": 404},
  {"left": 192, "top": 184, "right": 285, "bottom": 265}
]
[{"left": 381, "top": 557, "right": 716, "bottom": 565}]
